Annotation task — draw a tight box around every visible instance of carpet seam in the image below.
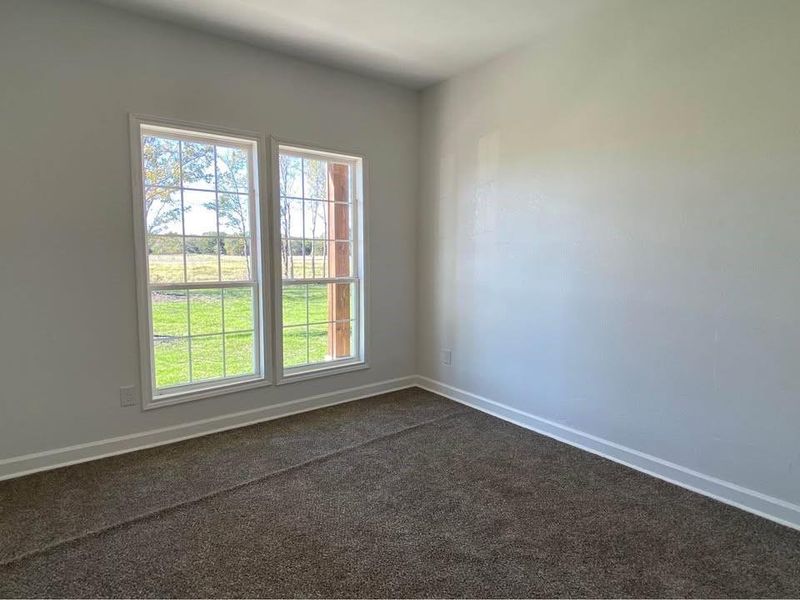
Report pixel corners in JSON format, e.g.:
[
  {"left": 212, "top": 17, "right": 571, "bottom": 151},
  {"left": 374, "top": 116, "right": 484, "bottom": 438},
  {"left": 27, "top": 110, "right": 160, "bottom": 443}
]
[{"left": 1, "top": 407, "right": 470, "bottom": 568}]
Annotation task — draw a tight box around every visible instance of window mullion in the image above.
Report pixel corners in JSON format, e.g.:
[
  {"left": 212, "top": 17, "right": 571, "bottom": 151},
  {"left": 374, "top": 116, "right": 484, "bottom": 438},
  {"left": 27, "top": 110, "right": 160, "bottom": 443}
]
[
  {"left": 214, "top": 144, "right": 222, "bottom": 284},
  {"left": 179, "top": 140, "right": 188, "bottom": 286},
  {"left": 281, "top": 277, "right": 357, "bottom": 286},
  {"left": 186, "top": 288, "right": 194, "bottom": 384},
  {"left": 177, "top": 139, "right": 194, "bottom": 384},
  {"left": 305, "top": 284, "right": 310, "bottom": 364},
  {"left": 151, "top": 280, "right": 256, "bottom": 291},
  {"left": 213, "top": 145, "right": 228, "bottom": 377}
]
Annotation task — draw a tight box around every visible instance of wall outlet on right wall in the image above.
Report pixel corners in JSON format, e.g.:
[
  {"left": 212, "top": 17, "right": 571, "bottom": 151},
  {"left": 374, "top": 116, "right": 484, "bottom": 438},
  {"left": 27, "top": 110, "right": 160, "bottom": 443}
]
[{"left": 440, "top": 349, "right": 452, "bottom": 366}]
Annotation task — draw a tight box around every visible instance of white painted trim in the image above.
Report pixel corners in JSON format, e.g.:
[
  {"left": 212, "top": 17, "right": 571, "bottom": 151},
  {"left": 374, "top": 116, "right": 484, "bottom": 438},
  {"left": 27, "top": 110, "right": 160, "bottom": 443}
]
[
  {"left": 0, "top": 377, "right": 417, "bottom": 481},
  {"left": 5, "top": 374, "right": 798, "bottom": 532},
  {"left": 280, "top": 360, "right": 369, "bottom": 385},
  {"left": 269, "top": 136, "right": 369, "bottom": 384},
  {"left": 128, "top": 114, "right": 273, "bottom": 410},
  {"left": 415, "top": 376, "right": 800, "bottom": 532}
]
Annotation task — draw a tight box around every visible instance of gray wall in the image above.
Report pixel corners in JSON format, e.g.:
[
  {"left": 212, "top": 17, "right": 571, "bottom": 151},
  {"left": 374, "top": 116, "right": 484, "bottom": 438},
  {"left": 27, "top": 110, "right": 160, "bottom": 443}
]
[
  {"left": 417, "top": 0, "right": 800, "bottom": 505},
  {"left": 0, "top": 0, "right": 418, "bottom": 458}
]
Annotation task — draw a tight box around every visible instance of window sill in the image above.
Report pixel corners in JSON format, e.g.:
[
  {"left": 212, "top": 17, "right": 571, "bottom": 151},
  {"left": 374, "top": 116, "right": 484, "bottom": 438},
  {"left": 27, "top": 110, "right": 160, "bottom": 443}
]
[
  {"left": 278, "top": 359, "right": 369, "bottom": 385},
  {"left": 144, "top": 375, "right": 271, "bottom": 410}
]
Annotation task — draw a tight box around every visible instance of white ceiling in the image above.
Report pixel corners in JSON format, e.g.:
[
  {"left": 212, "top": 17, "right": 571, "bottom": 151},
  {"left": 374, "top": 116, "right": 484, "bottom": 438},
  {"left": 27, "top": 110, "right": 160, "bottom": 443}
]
[{"left": 96, "top": 0, "right": 601, "bottom": 88}]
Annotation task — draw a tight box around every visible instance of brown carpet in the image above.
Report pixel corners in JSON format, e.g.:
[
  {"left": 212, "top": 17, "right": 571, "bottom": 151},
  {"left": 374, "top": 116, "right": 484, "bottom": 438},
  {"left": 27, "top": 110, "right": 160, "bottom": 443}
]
[{"left": 1, "top": 387, "right": 799, "bottom": 598}]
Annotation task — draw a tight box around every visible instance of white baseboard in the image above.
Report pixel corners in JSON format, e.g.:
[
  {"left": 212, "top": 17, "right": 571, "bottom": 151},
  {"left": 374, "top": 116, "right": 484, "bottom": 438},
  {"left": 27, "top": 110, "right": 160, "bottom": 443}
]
[
  {"left": 0, "top": 376, "right": 417, "bottom": 481},
  {"left": 5, "top": 373, "right": 799, "bottom": 532},
  {"left": 415, "top": 375, "right": 800, "bottom": 532}
]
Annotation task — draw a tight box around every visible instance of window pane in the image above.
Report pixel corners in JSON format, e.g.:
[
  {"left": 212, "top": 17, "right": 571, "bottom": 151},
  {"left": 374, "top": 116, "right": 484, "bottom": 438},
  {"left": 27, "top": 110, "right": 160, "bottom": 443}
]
[
  {"left": 224, "top": 287, "right": 254, "bottom": 332},
  {"left": 280, "top": 282, "right": 355, "bottom": 366},
  {"left": 147, "top": 235, "right": 185, "bottom": 284},
  {"left": 181, "top": 141, "right": 215, "bottom": 190},
  {"left": 330, "top": 282, "right": 354, "bottom": 324},
  {"left": 329, "top": 202, "right": 351, "bottom": 240},
  {"left": 284, "top": 199, "right": 304, "bottom": 238},
  {"left": 216, "top": 145, "right": 249, "bottom": 193},
  {"left": 307, "top": 283, "right": 329, "bottom": 324},
  {"left": 145, "top": 188, "right": 182, "bottom": 235},
  {"left": 225, "top": 331, "right": 255, "bottom": 377},
  {"left": 308, "top": 323, "right": 328, "bottom": 363},
  {"left": 293, "top": 240, "right": 309, "bottom": 279},
  {"left": 189, "top": 289, "right": 222, "bottom": 336},
  {"left": 279, "top": 154, "right": 302, "bottom": 197},
  {"left": 290, "top": 241, "right": 306, "bottom": 278},
  {"left": 303, "top": 158, "right": 327, "bottom": 200},
  {"left": 280, "top": 239, "right": 304, "bottom": 280},
  {"left": 350, "top": 281, "right": 358, "bottom": 317},
  {"left": 295, "top": 246, "right": 312, "bottom": 277},
  {"left": 142, "top": 136, "right": 180, "bottom": 187},
  {"left": 282, "top": 285, "right": 307, "bottom": 326},
  {"left": 283, "top": 326, "right": 307, "bottom": 367},
  {"left": 191, "top": 334, "right": 224, "bottom": 381},
  {"left": 329, "top": 163, "right": 351, "bottom": 203},
  {"left": 151, "top": 290, "right": 188, "bottom": 337},
  {"left": 221, "top": 237, "right": 252, "bottom": 281},
  {"left": 333, "top": 320, "right": 355, "bottom": 359},
  {"left": 183, "top": 190, "right": 218, "bottom": 237},
  {"left": 304, "top": 201, "right": 328, "bottom": 240},
  {"left": 218, "top": 193, "right": 250, "bottom": 237},
  {"left": 185, "top": 236, "right": 219, "bottom": 282},
  {"left": 154, "top": 338, "right": 189, "bottom": 388},
  {"left": 331, "top": 241, "right": 352, "bottom": 277},
  {"left": 309, "top": 241, "right": 329, "bottom": 278}
]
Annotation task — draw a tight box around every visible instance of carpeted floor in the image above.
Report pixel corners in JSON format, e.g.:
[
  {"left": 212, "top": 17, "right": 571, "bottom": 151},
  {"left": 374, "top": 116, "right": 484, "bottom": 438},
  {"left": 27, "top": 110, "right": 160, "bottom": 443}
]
[{"left": 1, "top": 388, "right": 799, "bottom": 598}]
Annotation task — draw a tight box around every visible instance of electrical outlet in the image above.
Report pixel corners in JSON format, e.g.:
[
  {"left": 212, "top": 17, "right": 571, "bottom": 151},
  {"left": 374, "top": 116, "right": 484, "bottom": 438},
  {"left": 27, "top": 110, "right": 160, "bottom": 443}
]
[
  {"left": 119, "top": 385, "right": 137, "bottom": 408},
  {"left": 441, "top": 349, "right": 452, "bottom": 366}
]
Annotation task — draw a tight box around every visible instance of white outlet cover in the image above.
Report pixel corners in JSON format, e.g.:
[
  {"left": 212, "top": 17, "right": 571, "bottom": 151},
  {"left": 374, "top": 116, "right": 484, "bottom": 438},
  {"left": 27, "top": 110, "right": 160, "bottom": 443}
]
[
  {"left": 441, "top": 349, "right": 452, "bottom": 365},
  {"left": 120, "top": 385, "right": 137, "bottom": 407}
]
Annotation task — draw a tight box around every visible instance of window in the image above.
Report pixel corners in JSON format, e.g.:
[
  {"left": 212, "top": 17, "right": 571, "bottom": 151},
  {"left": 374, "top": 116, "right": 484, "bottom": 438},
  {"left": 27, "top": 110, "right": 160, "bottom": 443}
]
[
  {"left": 131, "top": 117, "right": 267, "bottom": 406},
  {"left": 274, "top": 144, "right": 366, "bottom": 380},
  {"left": 131, "top": 117, "right": 366, "bottom": 406}
]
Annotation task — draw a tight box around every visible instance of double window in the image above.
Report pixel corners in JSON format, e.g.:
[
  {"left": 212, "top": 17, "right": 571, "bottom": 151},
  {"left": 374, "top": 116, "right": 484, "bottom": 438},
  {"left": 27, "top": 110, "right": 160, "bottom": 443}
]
[{"left": 131, "top": 117, "right": 366, "bottom": 408}]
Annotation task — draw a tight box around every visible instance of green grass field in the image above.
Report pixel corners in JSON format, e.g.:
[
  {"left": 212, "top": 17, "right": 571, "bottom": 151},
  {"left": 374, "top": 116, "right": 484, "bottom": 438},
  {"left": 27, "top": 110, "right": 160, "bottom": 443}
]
[
  {"left": 148, "top": 253, "right": 332, "bottom": 283},
  {"left": 150, "top": 255, "right": 347, "bottom": 389}
]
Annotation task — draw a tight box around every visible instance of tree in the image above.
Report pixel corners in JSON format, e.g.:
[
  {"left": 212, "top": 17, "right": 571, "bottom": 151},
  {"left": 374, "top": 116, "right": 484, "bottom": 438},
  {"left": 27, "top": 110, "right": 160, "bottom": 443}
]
[
  {"left": 278, "top": 155, "right": 301, "bottom": 277},
  {"left": 143, "top": 136, "right": 215, "bottom": 239},
  {"left": 143, "top": 137, "right": 181, "bottom": 237},
  {"left": 185, "top": 235, "right": 218, "bottom": 255},
  {"left": 305, "top": 160, "right": 328, "bottom": 276},
  {"left": 206, "top": 146, "right": 251, "bottom": 278}
]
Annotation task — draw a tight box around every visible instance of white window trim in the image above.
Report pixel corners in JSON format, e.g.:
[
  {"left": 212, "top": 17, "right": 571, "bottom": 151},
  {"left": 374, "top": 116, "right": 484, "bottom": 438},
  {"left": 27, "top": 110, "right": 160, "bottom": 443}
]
[
  {"left": 269, "top": 137, "right": 370, "bottom": 385},
  {"left": 129, "top": 114, "right": 273, "bottom": 410}
]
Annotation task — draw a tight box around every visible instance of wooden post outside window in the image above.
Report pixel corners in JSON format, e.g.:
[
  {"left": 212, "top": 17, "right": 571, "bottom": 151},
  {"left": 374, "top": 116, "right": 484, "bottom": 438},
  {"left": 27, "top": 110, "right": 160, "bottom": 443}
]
[{"left": 327, "top": 163, "right": 351, "bottom": 358}]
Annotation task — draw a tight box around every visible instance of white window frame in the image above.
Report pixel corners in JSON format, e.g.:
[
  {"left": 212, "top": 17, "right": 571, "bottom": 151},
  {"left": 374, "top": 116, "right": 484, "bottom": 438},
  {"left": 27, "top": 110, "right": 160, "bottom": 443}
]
[
  {"left": 129, "top": 115, "right": 272, "bottom": 409},
  {"left": 270, "top": 138, "right": 369, "bottom": 384}
]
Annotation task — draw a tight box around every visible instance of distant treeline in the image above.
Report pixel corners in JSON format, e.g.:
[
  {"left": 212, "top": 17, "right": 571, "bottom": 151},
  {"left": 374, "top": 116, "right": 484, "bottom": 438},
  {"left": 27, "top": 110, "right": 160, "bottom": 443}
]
[
  {"left": 148, "top": 235, "right": 249, "bottom": 256},
  {"left": 148, "top": 236, "right": 331, "bottom": 257}
]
